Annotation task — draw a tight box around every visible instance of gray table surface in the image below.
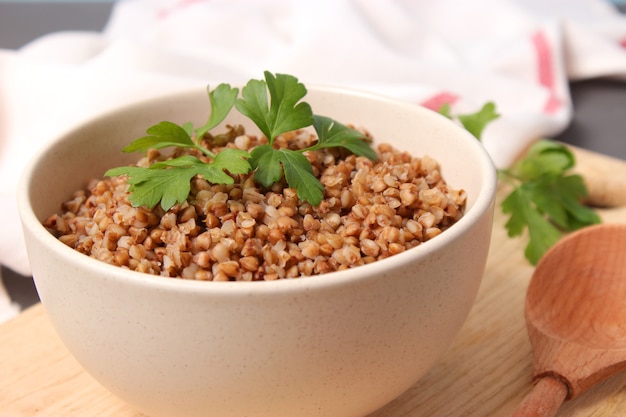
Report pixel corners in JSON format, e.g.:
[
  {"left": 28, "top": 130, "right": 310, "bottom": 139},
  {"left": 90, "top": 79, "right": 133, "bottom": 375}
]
[{"left": 1, "top": 1, "right": 625, "bottom": 310}]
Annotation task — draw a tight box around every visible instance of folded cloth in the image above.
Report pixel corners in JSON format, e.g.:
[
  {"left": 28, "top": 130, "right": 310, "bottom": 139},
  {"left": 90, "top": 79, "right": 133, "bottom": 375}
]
[{"left": 2, "top": 0, "right": 626, "bottom": 321}]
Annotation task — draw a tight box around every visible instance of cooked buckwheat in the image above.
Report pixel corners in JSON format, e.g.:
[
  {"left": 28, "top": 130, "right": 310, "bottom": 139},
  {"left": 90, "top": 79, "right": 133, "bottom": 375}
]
[{"left": 44, "top": 126, "right": 467, "bottom": 281}]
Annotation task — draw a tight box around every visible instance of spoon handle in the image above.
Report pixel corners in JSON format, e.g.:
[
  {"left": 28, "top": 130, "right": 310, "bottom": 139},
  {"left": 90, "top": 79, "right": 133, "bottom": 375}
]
[{"left": 510, "top": 376, "right": 568, "bottom": 417}]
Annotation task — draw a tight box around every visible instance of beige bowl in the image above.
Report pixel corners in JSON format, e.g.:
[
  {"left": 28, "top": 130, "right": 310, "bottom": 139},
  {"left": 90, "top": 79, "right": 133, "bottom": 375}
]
[{"left": 18, "top": 86, "right": 496, "bottom": 417}]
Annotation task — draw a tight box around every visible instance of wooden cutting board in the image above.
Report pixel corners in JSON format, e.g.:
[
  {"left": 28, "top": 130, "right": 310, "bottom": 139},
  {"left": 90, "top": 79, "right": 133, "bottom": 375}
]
[{"left": 1, "top": 145, "right": 625, "bottom": 417}]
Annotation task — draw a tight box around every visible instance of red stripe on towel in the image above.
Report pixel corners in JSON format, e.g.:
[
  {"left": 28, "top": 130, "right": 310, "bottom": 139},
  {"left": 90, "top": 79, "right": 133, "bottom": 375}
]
[
  {"left": 420, "top": 92, "right": 459, "bottom": 111},
  {"left": 531, "top": 31, "right": 561, "bottom": 114}
]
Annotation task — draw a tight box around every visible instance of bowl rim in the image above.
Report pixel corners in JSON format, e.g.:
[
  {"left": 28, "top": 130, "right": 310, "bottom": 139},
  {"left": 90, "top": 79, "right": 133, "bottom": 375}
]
[{"left": 17, "top": 84, "right": 497, "bottom": 295}]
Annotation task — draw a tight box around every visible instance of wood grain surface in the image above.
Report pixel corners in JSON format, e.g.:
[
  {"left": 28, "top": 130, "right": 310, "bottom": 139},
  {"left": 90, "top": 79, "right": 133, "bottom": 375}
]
[{"left": 2, "top": 145, "right": 625, "bottom": 417}]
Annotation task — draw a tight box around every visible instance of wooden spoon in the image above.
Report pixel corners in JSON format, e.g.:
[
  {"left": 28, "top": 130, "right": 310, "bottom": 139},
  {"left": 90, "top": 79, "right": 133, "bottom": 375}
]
[{"left": 511, "top": 223, "right": 626, "bottom": 417}]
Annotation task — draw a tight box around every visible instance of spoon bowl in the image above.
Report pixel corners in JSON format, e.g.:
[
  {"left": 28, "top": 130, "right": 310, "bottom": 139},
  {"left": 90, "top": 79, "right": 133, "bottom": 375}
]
[
  {"left": 512, "top": 223, "right": 626, "bottom": 416},
  {"left": 527, "top": 224, "right": 626, "bottom": 350}
]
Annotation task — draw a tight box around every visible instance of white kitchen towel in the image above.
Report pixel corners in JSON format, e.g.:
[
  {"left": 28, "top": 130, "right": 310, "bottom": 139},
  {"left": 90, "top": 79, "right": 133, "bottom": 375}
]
[{"left": 2, "top": 0, "right": 626, "bottom": 321}]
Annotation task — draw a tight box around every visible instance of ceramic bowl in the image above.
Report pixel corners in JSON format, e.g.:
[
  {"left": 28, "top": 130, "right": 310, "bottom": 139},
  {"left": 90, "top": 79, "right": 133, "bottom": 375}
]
[{"left": 18, "top": 85, "right": 496, "bottom": 417}]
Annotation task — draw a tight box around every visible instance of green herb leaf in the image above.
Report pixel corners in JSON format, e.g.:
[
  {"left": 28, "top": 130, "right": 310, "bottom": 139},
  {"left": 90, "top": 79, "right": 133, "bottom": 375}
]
[
  {"left": 195, "top": 83, "right": 239, "bottom": 139},
  {"left": 311, "top": 115, "right": 378, "bottom": 160},
  {"left": 264, "top": 72, "right": 315, "bottom": 140},
  {"left": 457, "top": 102, "right": 499, "bottom": 140},
  {"left": 249, "top": 145, "right": 285, "bottom": 188},
  {"left": 122, "top": 121, "right": 197, "bottom": 153},
  {"left": 208, "top": 148, "right": 252, "bottom": 176},
  {"left": 106, "top": 164, "right": 198, "bottom": 211},
  {"left": 250, "top": 146, "right": 325, "bottom": 205},
  {"left": 235, "top": 71, "right": 314, "bottom": 143},
  {"left": 105, "top": 150, "right": 250, "bottom": 211},
  {"left": 509, "top": 139, "right": 575, "bottom": 180},
  {"left": 235, "top": 79, "right": 270, "bottom": 139},
  {"left": 278, "top": 150, "right": 325, "bottom": 205},
  {"left": 528, "top": 174, "right": 600, "bottom": 230},
  {"left": 501, "top": 186, "right": 562, "bottom": 265}
]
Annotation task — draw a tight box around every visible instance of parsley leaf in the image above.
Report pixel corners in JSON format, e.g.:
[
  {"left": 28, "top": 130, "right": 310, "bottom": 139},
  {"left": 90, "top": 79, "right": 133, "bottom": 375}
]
[
  {"left": 311, "top": 115, "right": 378, "bottom": 160},
  {"left": 248, "top": 145, "right": 284, "bottom": 187},
  {"left": 501, "top": 186, "right": 562, "bottom": 265},
  {"left": 122, "top": 121, "right": 198, "bottom": 153},
  {"left": 195, "top": 84, "right": 240, "bottom": 139},
  {"left": 236, "top": 71, "right": 314, "bottom": 143},
  {"left": 528, "top": 175, "right": 599, "bottom": 230},
  {"left": 105, "top": 149, "right": 250, "bottom": 211},
  {"left": 205, "top": 148, "right": 251, "bottom": 179},
  {"left": 509, "top": 139, "right": 574, "bottom": 179},
  {"left": 458, "top": 102, "right": 499, "bottom": 140},
  {"left": 105, "top": 163, "right": 199, "bottom": 211},
  {"left": 440, "top": 102, "right": 499, "bottom": 140},
  {"left": 278, "top": 150, "right": 325, "bottom": 204},
  {"left": 248, "top": 143, "right": 327, "bottom": 206}
]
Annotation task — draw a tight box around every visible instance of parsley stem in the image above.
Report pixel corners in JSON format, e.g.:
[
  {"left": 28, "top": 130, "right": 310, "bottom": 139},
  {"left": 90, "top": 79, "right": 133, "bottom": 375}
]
[{"left": 194, "top": 142, "right": 216, "bottom": 159}]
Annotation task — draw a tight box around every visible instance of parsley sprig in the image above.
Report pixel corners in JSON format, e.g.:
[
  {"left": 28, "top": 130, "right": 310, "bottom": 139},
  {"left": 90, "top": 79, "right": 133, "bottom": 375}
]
[
  {"left": 441, "top": 103, "right": 601, "bottom": 265},
  {"left": 238, "top": 72, "right": 377, "bottom": 204},
  {"left": 105, "top": 83, "right": 250, "bottom": 210},
  {"left": 499, "top": 140, "right": 600, "bottom": 264},
  {"left": 106, "top": 72, "right": 376, "bottom": 211}
]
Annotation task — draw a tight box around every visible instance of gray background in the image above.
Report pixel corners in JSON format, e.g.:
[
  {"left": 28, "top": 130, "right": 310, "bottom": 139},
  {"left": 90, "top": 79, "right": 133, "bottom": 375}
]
[{"left": 1, "top": 0, "right": 625, "bottom": 310}]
